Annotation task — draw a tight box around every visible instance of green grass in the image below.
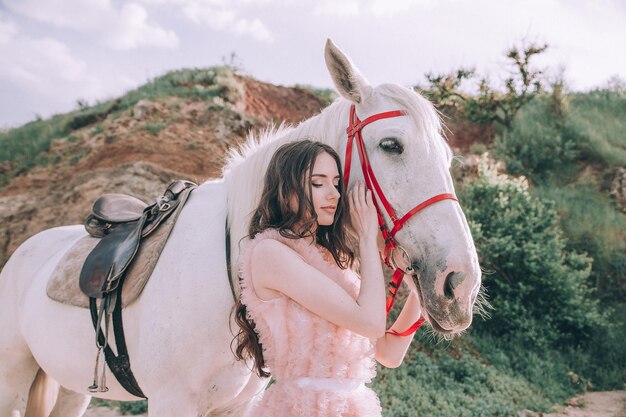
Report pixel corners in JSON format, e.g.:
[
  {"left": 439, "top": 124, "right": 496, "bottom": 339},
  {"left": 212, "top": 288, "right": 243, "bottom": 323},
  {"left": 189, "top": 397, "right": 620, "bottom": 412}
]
[
  {"left": 90, "top": 399, "right": 148, "bottom": 415},
  {"left": 146, "top": 122, "right": 165, "bottom": 136},
  {"left": 534, "top": 183, "right": 626, "bottom": 303},
  {"left": 495, "top": 88, "right": 626, "bottom": 186},
  {"left": 494, "top": 97, "right": 580, "bottom": 185},
  {"left": 294, "top": 84, "right": 338, "bottom": 107},
  {"left": 568, "top": 89, "right": 626, "bottom": 167},
  {"left": 90, "top": 125, "right": 104, "bottom": 136}
]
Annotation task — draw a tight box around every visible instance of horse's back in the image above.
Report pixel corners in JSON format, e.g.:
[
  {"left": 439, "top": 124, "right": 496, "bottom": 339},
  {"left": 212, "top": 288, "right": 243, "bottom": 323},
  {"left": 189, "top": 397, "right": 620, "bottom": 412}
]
[{"left": 0, "top": 224, "right": 86, "bottom": 310}]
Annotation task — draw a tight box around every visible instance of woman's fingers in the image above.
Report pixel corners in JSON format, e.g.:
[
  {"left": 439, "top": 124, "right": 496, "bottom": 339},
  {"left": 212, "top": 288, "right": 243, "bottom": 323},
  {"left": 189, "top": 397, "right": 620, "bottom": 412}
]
[
  {"left": 348, "top": 181, "right": 379, "bottom": 240},
  {"left": 365, "top": 187, "right": 374, "bottom": 207}
]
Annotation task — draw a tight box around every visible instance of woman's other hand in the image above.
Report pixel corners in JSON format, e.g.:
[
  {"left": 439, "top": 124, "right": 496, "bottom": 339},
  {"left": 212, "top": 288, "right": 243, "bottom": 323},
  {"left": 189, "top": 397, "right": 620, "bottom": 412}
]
[{"left": 349, "top": 182, "right": 379, "bottom": 244}]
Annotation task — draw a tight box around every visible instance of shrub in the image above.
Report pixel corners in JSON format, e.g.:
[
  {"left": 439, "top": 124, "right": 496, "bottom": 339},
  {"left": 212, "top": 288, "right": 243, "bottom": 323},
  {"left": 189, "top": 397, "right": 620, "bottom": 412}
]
[
  {"left": 418, "top": 42, "right": 547, "bottom": 130},
  {"left": 459, "top": 156, "right": 604, "bottom": 348},
  {"left": 67, "top": 99, "right": 121, "bottom": 131}
]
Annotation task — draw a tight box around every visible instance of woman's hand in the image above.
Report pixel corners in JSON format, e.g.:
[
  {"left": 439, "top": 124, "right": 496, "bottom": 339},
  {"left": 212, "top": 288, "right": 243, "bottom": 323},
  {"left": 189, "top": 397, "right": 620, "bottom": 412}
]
[{"left": 349, "top": 182, "right": 379, "bottom": 244}]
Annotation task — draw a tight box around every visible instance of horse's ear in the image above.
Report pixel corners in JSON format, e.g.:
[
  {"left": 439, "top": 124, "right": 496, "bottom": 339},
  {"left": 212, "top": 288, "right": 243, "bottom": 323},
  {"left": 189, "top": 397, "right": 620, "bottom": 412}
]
[{"left": 324, "top": 39, "right": 372, "bottom": 104}]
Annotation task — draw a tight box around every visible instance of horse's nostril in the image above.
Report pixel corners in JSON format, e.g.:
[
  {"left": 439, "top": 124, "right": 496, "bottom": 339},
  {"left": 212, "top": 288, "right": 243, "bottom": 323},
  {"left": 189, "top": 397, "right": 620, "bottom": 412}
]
[{"left": 444, "top": 271, "right": 464, "bottom": 300}]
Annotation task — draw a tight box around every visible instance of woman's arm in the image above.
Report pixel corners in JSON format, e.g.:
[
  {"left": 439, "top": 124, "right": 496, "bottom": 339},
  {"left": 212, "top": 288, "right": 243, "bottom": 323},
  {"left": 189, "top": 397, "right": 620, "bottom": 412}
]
[
  {"left": 375, "top": 281, "right": 422, "bottom": 368},
  {"left": 251, "top": 239, "right": 386, "bottom": 338},
  {"left": 251, "top": 182, "right": 386, "bottom": 339}
]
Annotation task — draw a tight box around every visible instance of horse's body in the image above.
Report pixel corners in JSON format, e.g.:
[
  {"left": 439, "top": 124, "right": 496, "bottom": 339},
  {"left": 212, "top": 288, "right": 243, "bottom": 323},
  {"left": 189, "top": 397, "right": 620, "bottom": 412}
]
[
  {"left": 1, "top": 181, "right": 267, "bottom": 416},
  {"left": 0, "top": 40, "right": 482, "bottom": 417}
]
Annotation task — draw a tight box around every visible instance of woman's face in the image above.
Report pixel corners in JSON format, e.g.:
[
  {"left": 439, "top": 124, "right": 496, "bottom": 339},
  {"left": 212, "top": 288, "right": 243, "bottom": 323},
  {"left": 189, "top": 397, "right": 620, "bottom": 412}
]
[
  {"left": 309, "top": 152, "right": 341, "bottom": 226},
  {"left": 291, "top": 152, "right": 341, "bottom": 228}
]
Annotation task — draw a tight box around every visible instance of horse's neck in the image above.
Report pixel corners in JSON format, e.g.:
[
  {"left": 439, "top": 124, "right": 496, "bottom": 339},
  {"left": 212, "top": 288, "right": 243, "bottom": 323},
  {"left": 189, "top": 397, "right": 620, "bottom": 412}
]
[{"left": 224, "top": 100, "right": 350, "bottom": 282}]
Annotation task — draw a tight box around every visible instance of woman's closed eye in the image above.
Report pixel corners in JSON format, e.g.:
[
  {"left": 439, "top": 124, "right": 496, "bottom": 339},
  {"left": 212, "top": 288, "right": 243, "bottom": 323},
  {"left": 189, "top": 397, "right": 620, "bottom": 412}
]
[{"left": 312, "top": 182, "right": 340, "bottom": 189}]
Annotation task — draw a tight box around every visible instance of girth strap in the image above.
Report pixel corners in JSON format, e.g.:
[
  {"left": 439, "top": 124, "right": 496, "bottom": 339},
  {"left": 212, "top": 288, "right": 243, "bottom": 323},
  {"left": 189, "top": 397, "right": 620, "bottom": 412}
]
[
  {"left": 89, "top": 276, "right": 146, "bottom": 398},
  {"left": 84, "top": 179, "right": 197, "bottom": 397}
]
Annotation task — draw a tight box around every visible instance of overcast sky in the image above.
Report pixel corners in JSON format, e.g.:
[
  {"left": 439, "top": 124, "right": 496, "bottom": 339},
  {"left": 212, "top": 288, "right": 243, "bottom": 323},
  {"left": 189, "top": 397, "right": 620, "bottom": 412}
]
[{"left": 1, "top": 0, "right": 625, "bottom": 128}]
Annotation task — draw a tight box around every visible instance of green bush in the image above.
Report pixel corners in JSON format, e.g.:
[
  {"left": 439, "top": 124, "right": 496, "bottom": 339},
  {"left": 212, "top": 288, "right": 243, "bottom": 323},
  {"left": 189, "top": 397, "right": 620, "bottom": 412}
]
[
  {"left": 459, "top": 157, "right": 604, "bottom": 348},
  {"left": 68, "top": 99, "right": 121, "bottom": 131}
]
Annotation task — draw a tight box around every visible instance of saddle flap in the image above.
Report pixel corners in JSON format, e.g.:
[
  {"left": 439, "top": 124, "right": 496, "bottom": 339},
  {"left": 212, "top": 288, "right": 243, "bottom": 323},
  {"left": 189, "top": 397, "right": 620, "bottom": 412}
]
[
  {"left": 80, "top": 219, "right": 145, "bottom": 298},
  {"left": 92, "top": 194, "right": 148, "bottom": 223}
]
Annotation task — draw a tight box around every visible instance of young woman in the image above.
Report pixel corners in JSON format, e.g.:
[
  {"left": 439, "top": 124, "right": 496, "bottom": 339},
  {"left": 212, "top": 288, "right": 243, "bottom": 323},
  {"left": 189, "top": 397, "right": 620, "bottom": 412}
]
[{"left": 234, "top": 140, "right": 422, "bottom": 416}]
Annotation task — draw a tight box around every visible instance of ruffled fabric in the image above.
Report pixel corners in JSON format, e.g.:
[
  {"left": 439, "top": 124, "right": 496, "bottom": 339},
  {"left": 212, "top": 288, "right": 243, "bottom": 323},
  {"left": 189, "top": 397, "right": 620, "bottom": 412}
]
[{"left": 239, "top": 229, "right": 381, "bottom": 417}]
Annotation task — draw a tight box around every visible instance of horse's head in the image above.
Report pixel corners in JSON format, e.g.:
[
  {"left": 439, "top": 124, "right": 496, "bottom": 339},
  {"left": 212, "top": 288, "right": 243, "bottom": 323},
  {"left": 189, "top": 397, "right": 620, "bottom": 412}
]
[{"left": 324, "top": 39, "right": 481, "bottom": 334}]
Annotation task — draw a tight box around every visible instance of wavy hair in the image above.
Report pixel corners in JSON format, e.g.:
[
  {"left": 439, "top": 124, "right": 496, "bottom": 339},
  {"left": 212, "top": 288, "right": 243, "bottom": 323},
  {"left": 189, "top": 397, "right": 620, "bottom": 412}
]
[{"left": 233, "top": 139, "right": 355, "bottom": 377}]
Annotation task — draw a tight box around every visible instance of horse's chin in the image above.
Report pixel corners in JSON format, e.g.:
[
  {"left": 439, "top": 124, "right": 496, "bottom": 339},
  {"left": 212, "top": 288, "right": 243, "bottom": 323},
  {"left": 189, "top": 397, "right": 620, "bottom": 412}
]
[
  {"left": 422, "top": 310, "right": 455, "bottom": 335},
  {"left": 411, "top": 274, "right": 456, "bottom": 335}
]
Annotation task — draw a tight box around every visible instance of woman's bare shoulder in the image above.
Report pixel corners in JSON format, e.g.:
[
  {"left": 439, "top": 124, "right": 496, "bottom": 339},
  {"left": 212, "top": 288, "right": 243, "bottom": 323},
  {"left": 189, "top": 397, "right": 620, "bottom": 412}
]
[{"left": 251, "top": 238, "right": 306, "bottom": 268}]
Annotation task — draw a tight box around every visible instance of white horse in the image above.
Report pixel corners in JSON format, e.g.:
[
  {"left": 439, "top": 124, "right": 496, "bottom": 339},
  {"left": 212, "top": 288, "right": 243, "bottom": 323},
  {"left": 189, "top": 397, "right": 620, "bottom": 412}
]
[{"left": 0, "top": 40, "right": 481, "bottom": 417}]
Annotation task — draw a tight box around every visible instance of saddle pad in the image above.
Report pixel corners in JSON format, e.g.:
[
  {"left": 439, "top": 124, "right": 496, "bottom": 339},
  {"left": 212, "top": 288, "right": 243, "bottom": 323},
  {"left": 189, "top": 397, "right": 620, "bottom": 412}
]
[{"left": 46, "top": 194, "right": 188, "bottom": 309}]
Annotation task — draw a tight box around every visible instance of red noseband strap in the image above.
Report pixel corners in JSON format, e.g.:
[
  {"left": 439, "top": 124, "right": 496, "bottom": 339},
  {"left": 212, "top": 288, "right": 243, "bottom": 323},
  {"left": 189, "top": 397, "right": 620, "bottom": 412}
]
[{"left": 343, "top": 104, "right": 459, "bottom": 336}]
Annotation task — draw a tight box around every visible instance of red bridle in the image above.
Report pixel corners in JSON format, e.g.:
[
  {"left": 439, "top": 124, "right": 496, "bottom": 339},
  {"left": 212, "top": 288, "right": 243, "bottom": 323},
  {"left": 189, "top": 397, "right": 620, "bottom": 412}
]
[{"left": 344, "top": 104, "right": 459, "bottom": 336}]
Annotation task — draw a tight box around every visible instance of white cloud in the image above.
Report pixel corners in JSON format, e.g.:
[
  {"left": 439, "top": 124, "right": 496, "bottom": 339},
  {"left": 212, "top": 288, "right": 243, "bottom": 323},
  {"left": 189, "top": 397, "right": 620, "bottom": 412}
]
[
  {"left": 137, "top": 0, "right": 274, "bottom": 42},
  {"left": 0, "top": 34, "right": 98, "bottom": 95},
  {"left": 231, "top": 17, "right": 272, "bottom": 42},
  {"left": 314, "top": 0, "right": 435, "bottom": 17},
  {"left": 314, "top": 0, "right": 360, "bottom": 16},
  {"left": 0, "top": 11, "right": 111, "bottom": 124},
  {"left": 0, "top": 12, "right": 19, "bottom": 43},
  {"left": 0, "top": 35, "right": 104, "bottom": 101},
  {"left": 107, "top": 3, "right": 178, "bottom": 50},
  {"left": 3, "top": 0, "right": 179, "bottom": 50},
  {"left": 368, "top": 0, "right": 434, "bottom": 16},
  {"left": 8, "top": 0, "right": 108, "bottom": 30}
]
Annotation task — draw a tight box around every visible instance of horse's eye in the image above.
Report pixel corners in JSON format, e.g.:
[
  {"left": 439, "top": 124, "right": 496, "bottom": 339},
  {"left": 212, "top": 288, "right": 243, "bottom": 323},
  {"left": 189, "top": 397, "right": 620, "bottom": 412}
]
[{"left": 379, "top": 138, "right": 404, "bottom": 155}]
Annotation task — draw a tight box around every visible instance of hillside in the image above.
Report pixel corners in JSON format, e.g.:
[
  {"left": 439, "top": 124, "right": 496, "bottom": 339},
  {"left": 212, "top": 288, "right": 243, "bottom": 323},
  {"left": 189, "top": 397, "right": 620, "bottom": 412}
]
[{"left": 0, "top": 68, "right": 328, "bottom": 266}]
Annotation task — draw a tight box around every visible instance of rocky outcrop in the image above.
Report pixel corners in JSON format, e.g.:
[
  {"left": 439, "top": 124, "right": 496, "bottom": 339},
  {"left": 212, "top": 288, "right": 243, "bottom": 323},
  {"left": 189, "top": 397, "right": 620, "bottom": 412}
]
[
  {"left": 132, "top": 99, "right": 156, "bottom": 120},
  {"left": 608, "top": 167, "right": 626, "bottom": 213},
  {"left": 450, "top": 152, "right": 507, "bottom": 185}
]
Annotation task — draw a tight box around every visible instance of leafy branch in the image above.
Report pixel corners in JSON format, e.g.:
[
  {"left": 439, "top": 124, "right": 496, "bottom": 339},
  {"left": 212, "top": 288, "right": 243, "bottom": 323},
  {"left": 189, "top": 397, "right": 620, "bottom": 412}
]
[{"left": 418, "top": 41, "right": 548, "bottom": 130}]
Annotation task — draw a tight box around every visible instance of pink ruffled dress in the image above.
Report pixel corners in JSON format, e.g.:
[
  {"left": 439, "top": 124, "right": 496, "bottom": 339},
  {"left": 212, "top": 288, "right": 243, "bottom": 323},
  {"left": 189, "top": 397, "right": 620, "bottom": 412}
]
[{"left": 239, "top": 229, "right": 382, "bottom": 417}]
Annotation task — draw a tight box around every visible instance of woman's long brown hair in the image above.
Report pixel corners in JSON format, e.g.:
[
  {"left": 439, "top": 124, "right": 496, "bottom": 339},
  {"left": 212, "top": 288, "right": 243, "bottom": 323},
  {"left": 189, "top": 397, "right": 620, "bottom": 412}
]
[{"left": 233, "top": 139, "right": 355, "bottom": 378}]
